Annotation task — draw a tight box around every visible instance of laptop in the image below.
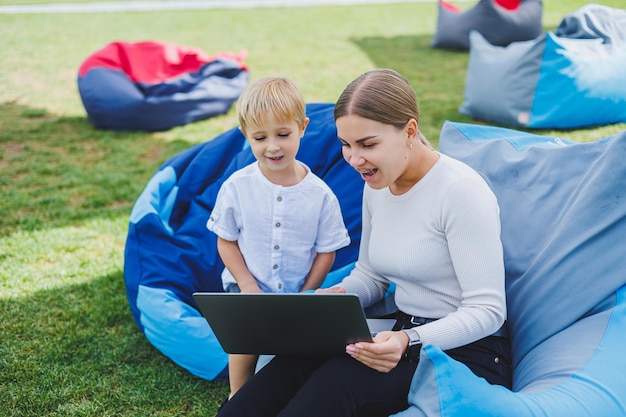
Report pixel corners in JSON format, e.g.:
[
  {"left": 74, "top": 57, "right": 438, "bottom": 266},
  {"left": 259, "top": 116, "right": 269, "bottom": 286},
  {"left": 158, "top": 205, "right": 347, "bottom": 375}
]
[{"left": 192, "top": 292, "right": 395, "bottom": 356}]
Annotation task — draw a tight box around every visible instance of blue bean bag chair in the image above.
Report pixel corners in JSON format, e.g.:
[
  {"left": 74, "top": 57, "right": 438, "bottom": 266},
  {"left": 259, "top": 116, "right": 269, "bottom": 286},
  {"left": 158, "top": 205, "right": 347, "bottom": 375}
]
[
  {"left": 78, "top": 41, "right": 249, "bottom": 131},
  {"left": 431, "top": 0, "right": 543, "bottom": 50},
  {"left": 125, "top": 101, "right": 626, "bottom": 415},
  {"left": 460, "top": 4, "right": 626, "bottom": 128},
  {"left": 123, "top": 103, "right": 364, "bottom": 380},
  {"left": 393, "top": 121, "right": 626, "bottom": 417}
]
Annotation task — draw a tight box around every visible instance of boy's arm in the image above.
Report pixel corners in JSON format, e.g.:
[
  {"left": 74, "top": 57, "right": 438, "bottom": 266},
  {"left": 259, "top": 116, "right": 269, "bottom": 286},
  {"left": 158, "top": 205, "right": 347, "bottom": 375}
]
[
  {"left": 216, "top": 237, "right": 262, "bottom": 293},
  {"left": 300, "top": 251, "right": 336, "bottom": 292}
]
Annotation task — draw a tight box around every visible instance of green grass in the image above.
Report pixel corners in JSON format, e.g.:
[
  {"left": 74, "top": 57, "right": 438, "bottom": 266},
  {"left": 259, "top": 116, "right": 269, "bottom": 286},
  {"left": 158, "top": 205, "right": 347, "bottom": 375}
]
[{"left": 1, "top": 1, "right": 625, "bottom": 416}]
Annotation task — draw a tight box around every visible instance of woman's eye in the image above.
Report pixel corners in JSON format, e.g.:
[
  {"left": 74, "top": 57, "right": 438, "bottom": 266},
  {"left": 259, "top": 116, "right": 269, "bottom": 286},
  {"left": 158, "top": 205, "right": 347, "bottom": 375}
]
[{"left": 362, "top": 142, "right": 374, "bottom": 148}]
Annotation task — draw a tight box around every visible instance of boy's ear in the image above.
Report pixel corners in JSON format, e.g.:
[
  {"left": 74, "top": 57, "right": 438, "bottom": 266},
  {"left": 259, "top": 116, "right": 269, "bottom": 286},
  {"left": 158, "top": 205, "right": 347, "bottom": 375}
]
[
  {"left": 239, "top": 126, "right": 250, "bottom": 140},
  {"left": 300, "top": 117, "right": 310, "bottom": 137}
]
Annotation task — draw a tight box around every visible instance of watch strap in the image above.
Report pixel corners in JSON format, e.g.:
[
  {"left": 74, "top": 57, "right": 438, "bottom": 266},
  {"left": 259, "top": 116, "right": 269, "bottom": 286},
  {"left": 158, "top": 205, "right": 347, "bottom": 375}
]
[{"left": 401, "top": 328, "right": 422, "bottom": 363}]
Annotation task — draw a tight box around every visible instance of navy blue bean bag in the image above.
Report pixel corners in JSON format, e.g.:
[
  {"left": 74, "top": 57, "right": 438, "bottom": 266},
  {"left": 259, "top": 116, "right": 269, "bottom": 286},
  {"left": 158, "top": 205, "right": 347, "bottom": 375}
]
[
  {"left": 123, "top": 103, "right": 363, "bottom": 380},
  {"left": 78, "top": 41, "right": 249, "bottom": 131}
]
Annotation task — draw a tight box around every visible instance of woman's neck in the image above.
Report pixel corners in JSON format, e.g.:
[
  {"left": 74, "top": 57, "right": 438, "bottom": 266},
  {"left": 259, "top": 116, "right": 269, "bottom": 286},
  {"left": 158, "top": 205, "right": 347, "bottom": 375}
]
[{"left": 390, "top": 146, "right": 440, "bottom": 195}]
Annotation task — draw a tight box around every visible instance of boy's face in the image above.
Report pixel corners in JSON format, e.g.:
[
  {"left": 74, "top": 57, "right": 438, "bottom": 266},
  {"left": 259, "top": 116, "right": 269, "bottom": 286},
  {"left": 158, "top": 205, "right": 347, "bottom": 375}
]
[{"left": 242, "top": 115, "right": 309, "bottom": 183}]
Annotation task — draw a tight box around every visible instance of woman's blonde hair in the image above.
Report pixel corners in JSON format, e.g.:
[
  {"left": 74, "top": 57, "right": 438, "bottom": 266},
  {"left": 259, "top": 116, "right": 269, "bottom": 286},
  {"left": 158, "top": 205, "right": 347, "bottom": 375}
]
[
  {"left": 236, "top": 77, "right": 307, "bottom": 133},
  {"left": 334, "top": 69, "right": 432, "bottom": 148}
]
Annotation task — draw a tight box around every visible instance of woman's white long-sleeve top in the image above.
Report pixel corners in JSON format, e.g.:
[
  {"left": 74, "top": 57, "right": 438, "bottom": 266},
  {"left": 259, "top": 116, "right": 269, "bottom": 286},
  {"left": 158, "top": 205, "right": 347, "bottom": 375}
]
[{"left": 339, "top": 154, "right": 506, "bottom": 350}]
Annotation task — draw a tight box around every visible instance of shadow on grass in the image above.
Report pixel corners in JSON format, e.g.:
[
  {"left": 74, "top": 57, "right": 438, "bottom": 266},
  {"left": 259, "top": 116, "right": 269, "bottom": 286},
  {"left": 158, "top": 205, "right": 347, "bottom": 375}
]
[
  {"left": 349, "top": 33, "right": 476, "bottom": 144},
  {"left": 0, "top": 101, "right": 192, "bottom": 238},
  {"left": 0, "top": 270, "right": 227, "bottom": 417},
  {"left": 349, "top": 33, "right": 626, "bottom": 142},
  {"left": 1, "top": 102, "right": 230, "bottom": 415}
]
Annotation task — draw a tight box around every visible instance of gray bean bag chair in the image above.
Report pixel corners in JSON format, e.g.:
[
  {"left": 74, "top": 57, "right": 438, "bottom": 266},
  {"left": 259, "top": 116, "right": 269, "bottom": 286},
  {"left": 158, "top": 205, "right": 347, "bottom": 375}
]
[
  {"left": 393, "top": 120, "right": 626, "bottom": 417},
  {"left": 431, "top": 0, "right": 543, "bottom": 50},
  {"left": 459, "top": 4, "right": 626, "bottom": 128}
]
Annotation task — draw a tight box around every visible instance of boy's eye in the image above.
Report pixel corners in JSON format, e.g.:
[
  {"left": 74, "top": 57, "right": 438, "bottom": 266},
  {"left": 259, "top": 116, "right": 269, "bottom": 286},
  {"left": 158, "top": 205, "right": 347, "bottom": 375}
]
[
  {"left": 253, "top": 136, "right": 266, "bottom": 141},
  {"left": 278, "top": 132, "right": 290, "bottom": 138}
]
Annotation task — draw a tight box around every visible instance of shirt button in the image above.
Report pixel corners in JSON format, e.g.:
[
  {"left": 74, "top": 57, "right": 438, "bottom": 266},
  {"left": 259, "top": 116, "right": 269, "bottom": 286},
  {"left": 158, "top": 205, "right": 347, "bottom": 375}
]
[
  {"left": 275, "top": 222, "right": 281, "bottom": 228},
  {"left": 277, "top": 196, "right": 283, "bottom": 202},
  {"left": 274, "top": 245, "right": 280, "bottom": 250},
  {"left": 273, "top": 264, "right": 278, "bottom": 270},
  {"left": 494, "top": 357, "right": 500, "bottom": 364},
  {"left": 278, "top": 283, "right": 283, "bottom": 290}
]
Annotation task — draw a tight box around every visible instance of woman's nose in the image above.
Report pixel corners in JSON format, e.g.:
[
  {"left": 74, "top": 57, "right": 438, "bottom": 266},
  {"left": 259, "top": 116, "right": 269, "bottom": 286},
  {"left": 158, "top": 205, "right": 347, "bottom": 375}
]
[{"left": 344, "top": 148, "right": 363, "bottom": 167}]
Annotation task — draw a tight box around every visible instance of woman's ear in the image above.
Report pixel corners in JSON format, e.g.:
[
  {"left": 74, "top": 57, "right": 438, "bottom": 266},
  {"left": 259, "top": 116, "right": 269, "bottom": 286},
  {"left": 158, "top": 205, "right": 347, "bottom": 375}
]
[{"left": 405, "top": 118, "right": 418, "bottom": 140}]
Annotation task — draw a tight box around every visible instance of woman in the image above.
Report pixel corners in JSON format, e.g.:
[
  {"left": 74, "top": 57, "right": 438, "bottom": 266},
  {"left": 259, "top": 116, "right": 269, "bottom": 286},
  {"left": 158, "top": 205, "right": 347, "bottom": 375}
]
[{"left": 216, "top": 68, "right": 511, "bottom": 417}]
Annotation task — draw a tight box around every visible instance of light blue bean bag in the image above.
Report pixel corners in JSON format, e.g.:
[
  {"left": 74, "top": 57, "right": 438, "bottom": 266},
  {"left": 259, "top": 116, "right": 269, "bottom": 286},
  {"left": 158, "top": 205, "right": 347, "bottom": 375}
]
[
  {"left": 460, "top": 4, "right": 626, "bottom": 128},
  {"left": 393, "top": 121, "right": 626, "bottom": 416}
]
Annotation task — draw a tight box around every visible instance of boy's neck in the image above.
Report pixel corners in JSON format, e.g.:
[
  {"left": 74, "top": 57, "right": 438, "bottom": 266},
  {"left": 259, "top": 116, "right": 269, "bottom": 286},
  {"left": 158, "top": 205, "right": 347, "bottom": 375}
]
[{"left": 259, "top": 160, "right": 307, "bottom": 187}]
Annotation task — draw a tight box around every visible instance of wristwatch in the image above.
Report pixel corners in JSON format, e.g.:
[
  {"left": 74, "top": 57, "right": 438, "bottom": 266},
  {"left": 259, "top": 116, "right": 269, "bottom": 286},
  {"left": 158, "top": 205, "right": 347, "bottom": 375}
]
[{"left": 402, "top": 327, "right": 422, "bottom": 363}]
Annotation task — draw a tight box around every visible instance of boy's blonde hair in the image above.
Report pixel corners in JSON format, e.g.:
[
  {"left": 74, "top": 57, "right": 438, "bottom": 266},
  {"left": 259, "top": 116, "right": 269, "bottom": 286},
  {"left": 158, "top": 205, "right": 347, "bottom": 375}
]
[{"left": 236, "top": 77, "right": 307, "bottom": 133}]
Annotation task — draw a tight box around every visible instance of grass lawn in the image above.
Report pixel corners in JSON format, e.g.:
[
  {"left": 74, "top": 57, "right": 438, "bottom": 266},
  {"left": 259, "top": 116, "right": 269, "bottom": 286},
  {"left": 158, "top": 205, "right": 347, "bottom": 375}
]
[{"left": 1, "top": 1, "right": 625, "bottom": 416}]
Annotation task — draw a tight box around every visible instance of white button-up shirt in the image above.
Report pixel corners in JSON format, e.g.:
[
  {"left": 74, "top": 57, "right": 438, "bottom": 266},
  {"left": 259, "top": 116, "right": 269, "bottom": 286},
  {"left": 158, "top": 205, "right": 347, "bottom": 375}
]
[{"left": 207, "top": 162, "right": 351, "bottom": 293}]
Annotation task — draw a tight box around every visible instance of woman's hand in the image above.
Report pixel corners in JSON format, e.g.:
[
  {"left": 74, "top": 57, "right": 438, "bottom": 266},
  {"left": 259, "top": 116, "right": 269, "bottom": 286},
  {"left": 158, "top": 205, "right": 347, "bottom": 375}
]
[
  {"left": 315, "top": 287, "right": 346, "bottom": 294},
  {"left": 345, "top": 331, "right": 409, "bottom": 373}
]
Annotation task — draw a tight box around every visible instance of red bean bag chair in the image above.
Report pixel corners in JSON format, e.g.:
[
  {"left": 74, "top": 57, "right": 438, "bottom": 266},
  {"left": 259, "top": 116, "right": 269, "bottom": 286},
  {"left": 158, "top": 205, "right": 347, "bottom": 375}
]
[{"left": 78, "top": 41, "right": 249, "bottom": 131}]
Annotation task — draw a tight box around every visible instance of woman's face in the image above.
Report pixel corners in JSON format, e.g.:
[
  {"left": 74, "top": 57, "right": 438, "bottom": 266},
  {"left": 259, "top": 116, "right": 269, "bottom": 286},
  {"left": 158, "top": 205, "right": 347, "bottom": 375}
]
[{"left": 336, "top": 114, "right": 411, "bottom": 190}]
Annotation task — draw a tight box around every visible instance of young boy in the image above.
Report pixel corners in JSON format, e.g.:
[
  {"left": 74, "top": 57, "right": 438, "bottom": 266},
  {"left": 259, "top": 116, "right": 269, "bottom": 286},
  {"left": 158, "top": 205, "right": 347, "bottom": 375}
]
[{"left": 207, "top": 77, "right": 351, "bottom": 399}]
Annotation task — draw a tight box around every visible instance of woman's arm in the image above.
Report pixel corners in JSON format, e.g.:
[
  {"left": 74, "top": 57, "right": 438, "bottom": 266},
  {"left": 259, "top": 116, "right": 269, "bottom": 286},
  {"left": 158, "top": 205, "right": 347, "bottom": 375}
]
[{"left": 217, "top": 237, "right": 262, "bottom": 293}]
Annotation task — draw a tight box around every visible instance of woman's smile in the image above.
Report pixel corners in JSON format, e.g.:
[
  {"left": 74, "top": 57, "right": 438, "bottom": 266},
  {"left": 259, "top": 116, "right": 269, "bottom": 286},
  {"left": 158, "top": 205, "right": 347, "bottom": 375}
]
[{"left": 359, "top": 168, "right": 378, "bottom": 181}]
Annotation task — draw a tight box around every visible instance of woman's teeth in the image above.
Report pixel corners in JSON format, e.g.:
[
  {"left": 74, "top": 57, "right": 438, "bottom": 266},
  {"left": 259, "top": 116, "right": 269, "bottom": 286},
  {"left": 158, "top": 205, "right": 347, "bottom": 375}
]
[{"left": 361, "top": 169, "right": 376, "bottom": 178}]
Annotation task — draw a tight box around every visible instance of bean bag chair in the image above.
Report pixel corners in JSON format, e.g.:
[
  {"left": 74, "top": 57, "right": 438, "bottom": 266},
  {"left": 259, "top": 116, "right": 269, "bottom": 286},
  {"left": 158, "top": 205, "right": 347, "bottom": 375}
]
[
  {"left": 125, "top": 100, "right": 626, "bottom": 416},
  {"left": 123, "top": 103, "right": 365, "bottom": 380},
  {"left": 460, "top": 4, "right": 626, "bottom": 129},
  {"left": 78, "top": 40, "right": 249, "bottom": 131},
  {"left": 431, "top": 0, "right": 543, "bottom": 50},
  {"left": 392, "top": 121, "right": 626, "bottom": 417}
]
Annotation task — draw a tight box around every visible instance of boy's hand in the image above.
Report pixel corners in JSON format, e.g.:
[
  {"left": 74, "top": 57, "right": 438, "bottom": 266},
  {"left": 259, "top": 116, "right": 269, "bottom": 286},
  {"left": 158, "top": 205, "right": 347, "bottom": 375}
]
[{"left": 238, "top": 282, "right": 263, "bottom": 293}]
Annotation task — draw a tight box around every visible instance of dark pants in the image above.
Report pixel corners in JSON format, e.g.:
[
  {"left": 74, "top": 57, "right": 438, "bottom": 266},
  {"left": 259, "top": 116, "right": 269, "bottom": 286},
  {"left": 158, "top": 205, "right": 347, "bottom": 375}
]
[{"left": 216, "top": 336, "right": 511, "bottom": 417}]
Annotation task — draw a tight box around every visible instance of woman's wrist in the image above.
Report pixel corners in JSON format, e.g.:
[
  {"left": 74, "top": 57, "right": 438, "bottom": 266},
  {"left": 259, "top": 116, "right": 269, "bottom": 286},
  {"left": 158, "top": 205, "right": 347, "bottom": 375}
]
[{"left": 401, "top": 328, "right": 422, "bottom": 363}]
